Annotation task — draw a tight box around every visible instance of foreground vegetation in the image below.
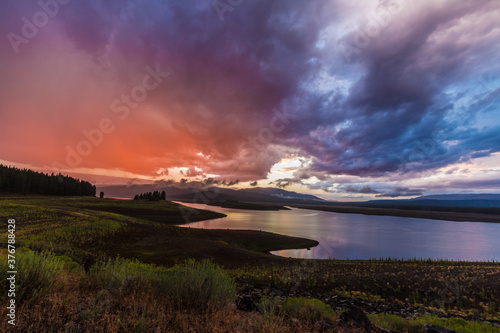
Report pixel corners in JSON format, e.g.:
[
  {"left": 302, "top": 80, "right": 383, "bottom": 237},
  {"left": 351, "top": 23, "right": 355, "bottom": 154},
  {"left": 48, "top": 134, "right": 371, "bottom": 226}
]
[
  {"left": 0, "top": 195, "right": 316, "bottom": 267},
  {"left": 1, "top": 252, "right": 498, "bottom": 332},
  {"left": 231, "top": 259, "right": 500, "bottom": 321},
  {"left": 1, "top": 195, "right": 499, "bottom": 332}
]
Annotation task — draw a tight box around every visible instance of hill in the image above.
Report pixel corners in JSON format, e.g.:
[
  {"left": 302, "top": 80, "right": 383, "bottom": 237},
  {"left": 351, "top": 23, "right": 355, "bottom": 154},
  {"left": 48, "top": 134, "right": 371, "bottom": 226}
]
[
  {"left": 240, "top": 187, "right": 325, "bottom": 202},
  {"left": 365, "top": 194, "right": 500, "bottom": 208},
  {"left": 98, "top": 184, "right": 325, "bottom": 206},
  {"left": 414, "top": 194, "right": 500, "bottom": 201}
]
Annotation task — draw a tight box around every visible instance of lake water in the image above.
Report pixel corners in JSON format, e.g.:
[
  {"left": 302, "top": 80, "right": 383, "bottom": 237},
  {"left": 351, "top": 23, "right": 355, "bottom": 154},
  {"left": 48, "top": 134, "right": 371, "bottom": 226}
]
[{"left": 177, "top": 202, "right": 500, "bottom": 261}]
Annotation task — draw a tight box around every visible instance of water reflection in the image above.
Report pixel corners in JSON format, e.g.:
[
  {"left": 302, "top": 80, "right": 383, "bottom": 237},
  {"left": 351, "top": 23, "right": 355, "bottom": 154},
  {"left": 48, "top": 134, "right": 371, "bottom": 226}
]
[{"left": 177, "top": 202, "right": 500, "bottom": 261}]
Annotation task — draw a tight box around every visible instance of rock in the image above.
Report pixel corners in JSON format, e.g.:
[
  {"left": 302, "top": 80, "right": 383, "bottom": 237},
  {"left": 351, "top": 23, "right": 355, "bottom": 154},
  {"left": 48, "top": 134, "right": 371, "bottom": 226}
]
[
  {"left": 236, "top": 294, "right": 258, "bottom": 312},
  {"left": 338, "top": 305, "right": 373, "bottom": 331},
  {"left": 82, "top": 255, "right": 96, "bottom": 272},
  {"left": 424, "top": 324, "right": 456, "bottom": 333}
]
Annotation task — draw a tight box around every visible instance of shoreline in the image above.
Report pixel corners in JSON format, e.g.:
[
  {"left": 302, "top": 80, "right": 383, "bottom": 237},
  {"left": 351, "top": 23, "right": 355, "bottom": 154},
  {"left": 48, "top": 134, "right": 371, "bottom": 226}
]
[{"left": 293, "top": 204, "right": 500, "bottom": 223}]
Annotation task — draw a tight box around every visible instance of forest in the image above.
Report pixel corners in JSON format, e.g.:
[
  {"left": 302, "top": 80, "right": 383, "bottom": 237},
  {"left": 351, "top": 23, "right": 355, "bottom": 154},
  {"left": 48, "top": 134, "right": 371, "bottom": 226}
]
[
  {"left": 133, "top": 190, "right": 166, "bottom": 201},
  {"left": 0, "top": 164, "right": 96, "bottom": 196}
]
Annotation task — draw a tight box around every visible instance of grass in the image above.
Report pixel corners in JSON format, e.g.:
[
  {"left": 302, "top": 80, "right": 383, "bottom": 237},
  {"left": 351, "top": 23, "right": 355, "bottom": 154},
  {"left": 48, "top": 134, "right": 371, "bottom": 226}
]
[
  {"left": 66, "top": 196, "right": 227, "bottom": 224},
  {"left": 282, "top": 297, "right": 338, "bottom": 322},
  {"left": 369, "top": 313, "right": 500, "bottom": 332},
  {"left": 88, "top": 258, "right": 163, "bottom": 294},
  {"left": 89, "top": 258, "right": 236, "bottom": 310},
  {"left": 157, "top": 259, "right": 236, "bottom": 310},
  {"left": 0, "top": 249, "right": 498, "bottom": 332},
  {"left": 0, "top": 250, "right": 64, "bottom": 303},
  {"left": 258, "top": 296, "right": 283, "bottom": 318},
  {"left": 1, "top": 195, "right": 500, "bottom": 331},
  {"left": 230, "top": 259, "right": 500, "bottom": 321},
  {"left": 0, "top": 195, "right": 318, "bottom": 268}
]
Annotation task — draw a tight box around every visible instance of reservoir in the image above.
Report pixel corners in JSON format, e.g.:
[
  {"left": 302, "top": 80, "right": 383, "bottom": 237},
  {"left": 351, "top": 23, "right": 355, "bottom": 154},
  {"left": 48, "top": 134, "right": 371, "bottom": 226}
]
[{"left": 178, "top": 202, "right": 500, "bottom": 261}]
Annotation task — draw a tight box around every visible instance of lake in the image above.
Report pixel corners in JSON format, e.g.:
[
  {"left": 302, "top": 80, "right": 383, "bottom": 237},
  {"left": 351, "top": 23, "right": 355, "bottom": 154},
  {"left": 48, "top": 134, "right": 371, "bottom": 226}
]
[{"left": 178, "top": 202, "right": 500, "bottom": 261}]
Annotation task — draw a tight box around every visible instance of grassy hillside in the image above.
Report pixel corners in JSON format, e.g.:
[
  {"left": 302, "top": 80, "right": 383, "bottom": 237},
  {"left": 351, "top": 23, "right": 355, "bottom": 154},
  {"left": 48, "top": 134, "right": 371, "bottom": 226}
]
[
  {"left": 0, "top": 195, "right": 317, "bottom": 267},
  {"left": 1, "top": 195, "right": 499, "bottom": 332}
]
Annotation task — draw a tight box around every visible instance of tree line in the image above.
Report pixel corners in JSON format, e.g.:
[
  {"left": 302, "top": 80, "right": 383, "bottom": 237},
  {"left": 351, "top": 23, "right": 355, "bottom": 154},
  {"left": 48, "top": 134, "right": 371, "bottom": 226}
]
[
  {"left": 134, "top": 191, "right": 166, "bottom": 201},
  {"left": 0, "top": 164, "right": 96, "bottom": 196}
]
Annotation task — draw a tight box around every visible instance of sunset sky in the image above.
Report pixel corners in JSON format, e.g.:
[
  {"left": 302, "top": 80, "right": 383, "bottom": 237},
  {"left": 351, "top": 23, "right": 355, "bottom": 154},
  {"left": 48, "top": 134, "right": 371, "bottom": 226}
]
[{"left": 0, "top": 0, "right": 499, "bottom": 200}]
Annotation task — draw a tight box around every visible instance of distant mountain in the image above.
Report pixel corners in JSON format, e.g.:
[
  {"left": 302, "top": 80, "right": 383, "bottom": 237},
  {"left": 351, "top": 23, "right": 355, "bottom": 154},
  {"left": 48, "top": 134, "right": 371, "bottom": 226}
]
[
  {"left": 364, "top": 194, "right": 500, "bottom": 208},
  {"left": 413, "top": 194, "right": 500, "bottom": 201},
  {"left": 97, "top": 184, "right": 325, "bottom": 204},
  {"left": 239, "top": 187, "right": 325, "bottom": 202}
]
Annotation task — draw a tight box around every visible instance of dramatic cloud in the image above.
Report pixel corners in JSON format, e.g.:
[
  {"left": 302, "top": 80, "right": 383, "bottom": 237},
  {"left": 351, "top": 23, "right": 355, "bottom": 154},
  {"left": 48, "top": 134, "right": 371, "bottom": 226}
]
[
  {"left": 0, "top": 0, "right": 499, "bottom": 197},
  {"left": 344, "top": 186, "right": 381, "bottom": 194},
  {"left": 376, "top": 187, "right": 425, "bottom": 198}
]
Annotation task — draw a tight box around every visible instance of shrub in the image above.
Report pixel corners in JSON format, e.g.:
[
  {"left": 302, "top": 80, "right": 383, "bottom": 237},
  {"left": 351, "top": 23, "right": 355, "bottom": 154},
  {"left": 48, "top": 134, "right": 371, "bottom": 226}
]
[
  {"left": 368, "top": 313, "right": 418, "bottom": 332},
  {"left": 0, "top": 250, "right": 63, "bottom": 303},
  {"left": 281, "top": 297, "right": 337, "bottom": 322},
  {"left": 55, "top": 255, "right": 82, "bottom": 272},
  {"left": 258, "top": 296, "right": 282, "bottom": 318},
  {"left": 156, "top": 259, "right": 236, "bottom": 310},
  {"left": 368, "top": 314, "right": 500, "bottom": 333},
  {"left": 413, "top": 315, "right": 500, "bottom": 333},
  {"left": 89, "top": 258, "right": 161, "bottom": 294}
]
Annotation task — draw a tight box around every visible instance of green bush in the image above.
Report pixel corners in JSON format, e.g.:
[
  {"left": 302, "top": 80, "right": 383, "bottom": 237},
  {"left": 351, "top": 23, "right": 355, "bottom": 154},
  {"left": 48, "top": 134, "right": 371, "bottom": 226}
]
[
  {"left": 281, "top": 297, "right": 337, "bottom": 322},
  {"left": 258, "top": 296, "right": 282, "bottom": 318},
  {"left": 88, "top": 259, "right": 236, "bottom": 310},
  {"left": 0, "top": 251, "right": 63, "bottom": 303},
  {"left": 369, "top": 314, "right": 500, "bottom": 333},
  {"left": 368, "top": 313, "right": 419, "bottom": 332},
  {"left": 156, "top": 259, "right": 236, "bottom": 310},
  {"left": 89, "top": 258, "right": 161, "bottom": 294},
  {"left": 55, "top": 255, "right": 82, "bottom": 272},
  {"left": 413, "top": 315, "right": 500, "bottom": 333}
]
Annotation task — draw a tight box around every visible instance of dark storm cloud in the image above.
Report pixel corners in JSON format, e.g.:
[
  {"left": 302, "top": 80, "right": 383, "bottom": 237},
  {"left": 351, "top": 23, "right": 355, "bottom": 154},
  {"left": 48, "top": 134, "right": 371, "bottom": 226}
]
[
  {"left": 282, "top": 0, "right": 500, "bottom": 178},
  {"left": 0, "top": 0, "right": 498, "bottom": 183},
  {"left": 0, "top": 0, "right": 339, "bottom": 180},
  {"left": 344, "top": 186, "right": 380, "bottom": 194},
  {"left": 376, "top": 187, "right": 424, "bottom": 198}
]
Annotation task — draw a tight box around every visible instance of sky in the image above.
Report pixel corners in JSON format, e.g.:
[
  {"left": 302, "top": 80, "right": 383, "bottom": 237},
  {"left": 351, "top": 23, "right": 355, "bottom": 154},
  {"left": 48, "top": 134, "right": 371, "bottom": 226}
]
[{"left": 0, "top": 0, "right": 499, "bottom": 201}]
